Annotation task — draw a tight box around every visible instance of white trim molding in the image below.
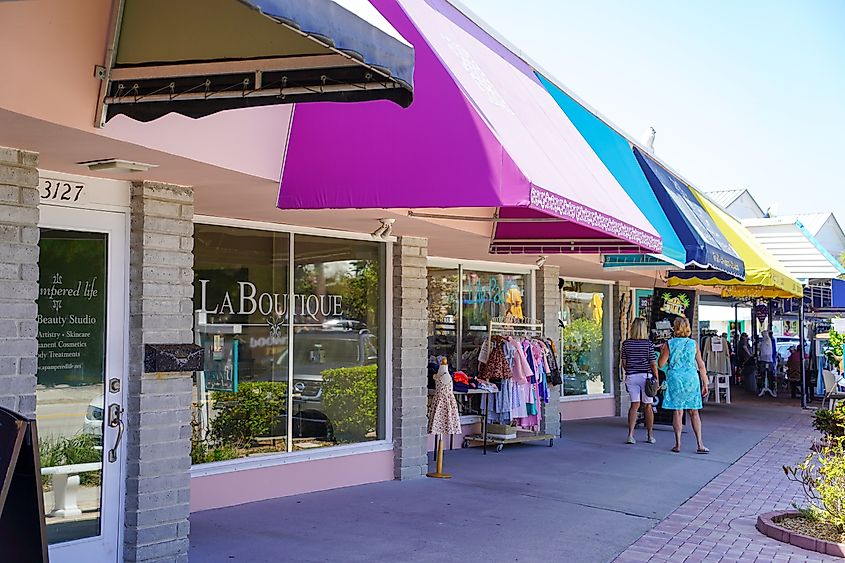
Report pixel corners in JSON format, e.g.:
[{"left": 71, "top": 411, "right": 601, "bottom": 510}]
[
  {"left": 427, "top": 256, "right": 536, "bottom": 274},
  {"left": 194, "top": 214, "right": 397, "bottom": 243},
  {"left": 560, "top": 393, "right": 614, "bottom": 402}
]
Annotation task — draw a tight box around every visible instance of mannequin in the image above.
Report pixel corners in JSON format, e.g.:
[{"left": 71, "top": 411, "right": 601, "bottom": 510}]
[{"left": 427, "top": 358, "right": 461, "bottom": 478}]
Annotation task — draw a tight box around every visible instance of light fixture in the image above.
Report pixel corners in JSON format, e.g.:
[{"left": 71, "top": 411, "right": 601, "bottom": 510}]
[
  {"left": 536, "top": 255, "right": 547, "bottom": 268},
  {"left": 371, "top": 218, "right": 395, "bottom": 239},
  {"left": 77, "top": 159, "right": 158, "bottom": 173}
]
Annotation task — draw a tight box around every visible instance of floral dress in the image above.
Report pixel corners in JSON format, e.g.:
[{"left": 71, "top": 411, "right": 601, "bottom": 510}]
[
  {"left": 427, "top": 369, "right": 461, "bottom": 434},
  {"left": 663, "top": 337, "right": 703, "bottom": 410}
]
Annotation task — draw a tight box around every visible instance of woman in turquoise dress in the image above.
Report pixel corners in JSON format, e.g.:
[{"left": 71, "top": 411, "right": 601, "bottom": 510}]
[{"left": 658, "top": 317, "right": 710, "bottom": 454}]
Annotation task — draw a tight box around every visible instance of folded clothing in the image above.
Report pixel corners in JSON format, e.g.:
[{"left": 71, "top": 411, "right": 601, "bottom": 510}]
[{"left": 453, "top": 371, "right": 469, "bottom": 385}]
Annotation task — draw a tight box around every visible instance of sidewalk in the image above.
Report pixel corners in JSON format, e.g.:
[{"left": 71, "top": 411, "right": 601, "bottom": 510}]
[
  {"left": 189, "top": 395, "right": 820, "bottom": 562},
  {"left": 614, "top": 407, "right": 837, "bottom": 563}
]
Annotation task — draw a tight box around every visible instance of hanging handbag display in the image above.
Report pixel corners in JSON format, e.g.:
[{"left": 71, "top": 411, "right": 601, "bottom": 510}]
[
  {"left": 545, "top": 338, "right": 563, "bottom": 387},
  {"left": 644, "top": 376, "right": 660, "bottom": 398}
]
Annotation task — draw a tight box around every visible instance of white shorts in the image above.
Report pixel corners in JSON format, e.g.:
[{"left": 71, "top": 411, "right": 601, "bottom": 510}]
[{"left": 625, "top": 373, "right": 654, "bottom": 404}]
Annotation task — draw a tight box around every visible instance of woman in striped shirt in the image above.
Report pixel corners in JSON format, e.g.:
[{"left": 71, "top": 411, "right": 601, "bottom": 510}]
[{"left": 621, "top": 318, "right": 659, "bottom": 444}]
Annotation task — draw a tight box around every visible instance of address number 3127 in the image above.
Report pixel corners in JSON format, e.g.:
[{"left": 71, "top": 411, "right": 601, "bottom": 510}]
[{"left": 40, "top": 179, "right": 84, "bottom": 202}]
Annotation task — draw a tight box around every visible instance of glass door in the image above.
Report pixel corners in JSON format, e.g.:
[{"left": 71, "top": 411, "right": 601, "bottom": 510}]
[{"left": 36, "top": 207, "right": 127, "bottom": 563}]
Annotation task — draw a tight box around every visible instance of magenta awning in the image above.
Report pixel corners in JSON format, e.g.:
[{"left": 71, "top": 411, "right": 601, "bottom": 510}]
[{"left": 278, "top": 0, "right": 661, "bottom": 255}]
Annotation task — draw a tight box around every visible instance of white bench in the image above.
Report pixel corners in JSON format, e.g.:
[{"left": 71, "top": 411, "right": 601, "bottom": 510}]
[{"left": 41, "top": 462, "right": 101, "bottom": 518}]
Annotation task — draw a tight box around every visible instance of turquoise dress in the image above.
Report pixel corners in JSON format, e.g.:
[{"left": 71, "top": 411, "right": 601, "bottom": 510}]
[{"left": 663, "top": 338, "right": 703, "bottom": 410}]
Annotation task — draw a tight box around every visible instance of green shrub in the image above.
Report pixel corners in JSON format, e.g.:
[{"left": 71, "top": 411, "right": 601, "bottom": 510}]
[
  {"left": 210, "top": 381, "right": 287, "bottom": 447},
  {"left": 322, "top": 364, "right": 378, "bottom": 443},
  {"left": 813, "top": 404, "right": 845, "bottom": 441},
  {"left": 38, "top": 434, "right": 102, "bottom": 488},
  {"left": 785, "top": 435, "right": 845, "bottom": 532},
  {"left": 190, "top": 441, "right": 239, "bottom": 465}
]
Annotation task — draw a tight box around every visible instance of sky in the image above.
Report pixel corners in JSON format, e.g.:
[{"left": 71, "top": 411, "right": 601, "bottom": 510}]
[{"left": 460, "top": 0, "right": 845, "bottom": 219}]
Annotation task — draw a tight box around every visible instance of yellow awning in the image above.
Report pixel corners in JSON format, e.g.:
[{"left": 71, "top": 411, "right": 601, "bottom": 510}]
[{"left": 667, "top": 189, "right": 803, "bottom": 299}]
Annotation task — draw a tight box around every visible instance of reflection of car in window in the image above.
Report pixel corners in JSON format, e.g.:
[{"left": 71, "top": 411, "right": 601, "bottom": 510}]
[
  {"left": 290, "top": 328, "right": 378, "bottom": 401},
  {"left": 282, "top": 326, "right": 378, "bottom": 441}
]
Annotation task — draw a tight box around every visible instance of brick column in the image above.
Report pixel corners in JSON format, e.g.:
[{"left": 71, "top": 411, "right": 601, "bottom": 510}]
[
  {"left": 0, "top": 147, "right": 39, "bottom": 418},
  {"left": 125, "top": 182, "right": 194, "bottom": 563},
  {"left": 391, "top": 237, "right": 428, "bottom": 480},
  {"left": 535, "top": 265, "right": 560, "bottom": 436},
  {"left": 613, "top": 282, "right": 632, "bottom": 417}
]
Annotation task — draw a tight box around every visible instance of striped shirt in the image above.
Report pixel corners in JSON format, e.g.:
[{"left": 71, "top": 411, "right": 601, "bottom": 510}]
[{"left": 621, "top": 339, "right": 656, "bottom": 374}]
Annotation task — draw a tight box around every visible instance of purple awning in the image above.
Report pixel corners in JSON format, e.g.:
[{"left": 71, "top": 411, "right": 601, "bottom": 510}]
[{"left": 278, "top": 0, "right": 661, "bottom": 255}]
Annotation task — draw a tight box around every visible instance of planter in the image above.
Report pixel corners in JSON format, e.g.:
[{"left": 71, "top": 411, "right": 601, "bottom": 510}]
[{"left": 756, "top": 511, "right": 845, "bottom": 558}]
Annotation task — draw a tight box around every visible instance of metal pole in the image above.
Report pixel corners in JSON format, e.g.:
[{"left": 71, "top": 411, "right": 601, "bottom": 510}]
[
  {"left": 734, "top": 302, "right": 739, "bottom": 384},
  {"left": 799, "top": 294, "right": 808, "bottom": 408},
  {"left": 734, "top": 302, "right": 739, "bottom": 341}
]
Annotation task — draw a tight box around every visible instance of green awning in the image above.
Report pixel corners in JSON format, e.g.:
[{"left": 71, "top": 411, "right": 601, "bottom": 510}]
[{"left": 97, "top": 0, "right": 414, "bottom": 124}]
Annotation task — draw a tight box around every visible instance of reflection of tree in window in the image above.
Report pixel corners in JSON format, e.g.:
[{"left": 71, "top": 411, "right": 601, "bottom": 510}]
[
  {"left": 340, "top": 261, "right": 378, "bottom": 327},
  {"left": 560, "top": 281, "right": 608, "bottom": 396}
]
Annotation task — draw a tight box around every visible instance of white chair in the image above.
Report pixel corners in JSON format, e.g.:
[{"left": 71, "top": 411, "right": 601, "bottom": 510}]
[
  {"left": 716, "top": 372, "right": 731, "bottom": 404},
  {"left": 822, "top": 370, "right": 845, "bottom": 410},
  {"left": 707, "top": 372, "right": 731, "bottom": 404}
]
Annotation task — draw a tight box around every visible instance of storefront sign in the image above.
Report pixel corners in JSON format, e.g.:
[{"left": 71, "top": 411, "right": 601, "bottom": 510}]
[
  {"left": 197, "top": 279, "right": 343, "bottom": 323},
  {"left": 462, "top": 277, "right": 505, "bottom": 305},
  {"left": 36, "top": 234, "right": 107, "bottom": 386},
  {"left": 649, "top": 288, "right": 696, "bottom": 346},
  {"left": 755, "top": 304, "right": 769, "bottom": 322}
]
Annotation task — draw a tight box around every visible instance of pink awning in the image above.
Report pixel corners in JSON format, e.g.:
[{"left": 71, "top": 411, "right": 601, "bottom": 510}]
[{"left": 278, "top": 0, "right": 661, "bottom": 255}]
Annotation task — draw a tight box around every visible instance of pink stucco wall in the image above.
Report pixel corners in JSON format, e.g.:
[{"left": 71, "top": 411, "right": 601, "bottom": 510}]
[
  {"left": 0, "top": 0, "right": 290, "bottom": 181},
  {"left": 0, "top": 0, "right": 111, "bottom": 130},
  {"left": 427, "top": 421, "right": 481, "bottom": 452},
  {"left": 560, "top": 398, "right": 615, "bottom": 420},
  {"left": 190, "top": 450, "right": 394, "bottom": 512}
]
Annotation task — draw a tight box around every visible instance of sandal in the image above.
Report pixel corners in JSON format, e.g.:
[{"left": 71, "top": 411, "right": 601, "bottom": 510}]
[
  {"left": 696, "top": 447, "right": 710, "bottom": 454},
  {"left": 671, "top": 446, "right": 680, "bottom": 453}
]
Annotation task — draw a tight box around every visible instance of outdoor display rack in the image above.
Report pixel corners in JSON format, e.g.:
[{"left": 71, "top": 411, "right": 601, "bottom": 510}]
[{"left": 463, "top": 317, "right": 555, "bottom": 452}]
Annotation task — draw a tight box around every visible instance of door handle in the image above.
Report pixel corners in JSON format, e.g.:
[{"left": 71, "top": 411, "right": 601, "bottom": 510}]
[{"left": 107, "top": 403, "right": 124, "bottom": 463}]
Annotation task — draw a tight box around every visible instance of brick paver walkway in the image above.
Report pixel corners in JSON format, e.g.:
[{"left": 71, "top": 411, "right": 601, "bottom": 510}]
[{"left": 614, "top": 410, "right": 838, "bottom": 563}]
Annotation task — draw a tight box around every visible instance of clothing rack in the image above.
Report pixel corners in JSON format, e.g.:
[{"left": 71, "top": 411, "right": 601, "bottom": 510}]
[
  {"left": 701, "top": 332, "right": 732, "bottom": 404},
  {"left": 487, "top": 317, "right": 545, "bottom": 343},
  {"left": 464, "top": 317, "right": 555, "bottom": 452}
]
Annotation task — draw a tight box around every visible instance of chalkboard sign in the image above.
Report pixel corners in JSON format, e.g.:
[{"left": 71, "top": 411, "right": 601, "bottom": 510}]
[{"left": 0, "top": 407, "right": 49, "bottom": 562}]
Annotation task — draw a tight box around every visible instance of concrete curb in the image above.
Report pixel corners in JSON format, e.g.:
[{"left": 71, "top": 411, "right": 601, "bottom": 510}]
[{"left": 756, "top": 510, "right": 845, "bottom": 558}]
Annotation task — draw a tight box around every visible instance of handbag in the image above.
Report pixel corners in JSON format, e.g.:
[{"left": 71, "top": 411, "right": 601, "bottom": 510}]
[
  {"left": 644, "top": 376, "right": 660, "bottom": 398},
  {"left": 544, "top": 338, "right": 563, "bottom": 387}
]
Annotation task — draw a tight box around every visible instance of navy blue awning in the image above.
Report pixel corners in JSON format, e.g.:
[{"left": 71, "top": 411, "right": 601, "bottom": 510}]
[
  {"left": 244, "top": 0, "right": 414, "bottom": 89},
  {"left": 633, "top": 148, "right": 745, "bottom": 279}
]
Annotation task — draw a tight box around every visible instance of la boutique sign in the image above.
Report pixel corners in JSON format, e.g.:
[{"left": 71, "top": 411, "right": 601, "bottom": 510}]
[{"left": 198, "top": 280, "right": 343, "bottom": 322}]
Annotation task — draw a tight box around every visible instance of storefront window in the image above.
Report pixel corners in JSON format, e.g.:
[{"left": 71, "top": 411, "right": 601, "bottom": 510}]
[
  {"left": 192, "top": 225, "right": 384, "bottom": 465},
  {"left": 559, "top": 281, "right": 610, "bottom": 397},
  {"left": 292, "top": 235, "right": 383, "bottom": 449},
  {"left": 427, "top": 268, "right": 459, "bottom": 370},
  {"left": 425, "top": 265, "right": 530, "bottom": 376},
  {"left": 461, "top": 271, "right": 527, "bottom": 376}
]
